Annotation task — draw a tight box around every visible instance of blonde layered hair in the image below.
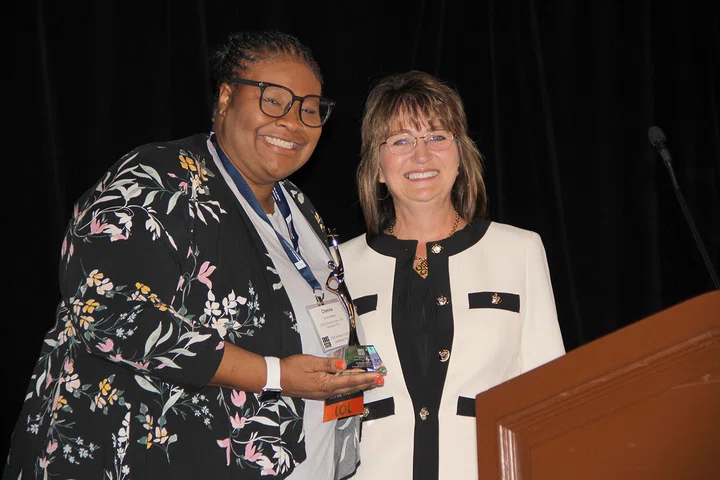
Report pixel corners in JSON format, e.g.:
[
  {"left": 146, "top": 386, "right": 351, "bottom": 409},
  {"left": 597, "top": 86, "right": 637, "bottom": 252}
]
[{"left": 357, "top": 71, "right": 488, "bottom": 233}]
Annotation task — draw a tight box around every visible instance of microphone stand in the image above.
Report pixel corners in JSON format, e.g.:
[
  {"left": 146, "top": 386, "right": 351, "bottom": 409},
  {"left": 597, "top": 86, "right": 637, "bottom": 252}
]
[{"left": 652, "top": 131, "right": 720, "bottom": 290}]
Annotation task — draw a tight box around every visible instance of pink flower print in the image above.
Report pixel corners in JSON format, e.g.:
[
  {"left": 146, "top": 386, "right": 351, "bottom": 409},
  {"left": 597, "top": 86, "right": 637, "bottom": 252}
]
[
  {"left": 258, "top": 455, "right": 277, "bottom": 475},
  {"left": 142, "top": 414, "right": 154, "bottom": 431},
  {"left": 61, "top": 236, "right": 67, "bottom": 258},
  {"left": 86, "top": 270, "right": 114, "bottom": 295},
  {"left": 216, "top": 341, "right": 224, "bottom": 350},
  {"left": 176, "top": 275, "right": 185, "bottom": 291},
  {"left": 153, "top": 426, "right": 169, "bottom": 445},
  {"left": 97, "top": 338, "right": 114, "bottom": 352},
  {"left": 230, "top": 413, "right": 247, "bottom": 429},
  {"left": 39, "top": 457, "right": 50, "bottom": 469},
  {"left": 46, "top": 441, "right": 58, "bottom": 454},
  {"left": 179, "top": 181, "right": 189, "bottom": 194},
  {"left": 72, "top": 299, "right": 83, "bottom": 315},
  {"left": 197, "top": 261, "right": 216, "bottom": 289},
  {"left": 107, "top": 225, "right": 129, "bottom": 242},
  {"left": 62, "top": 357, "right": 74, "bottom": 373},
  {"left": 90, "top": 216, "right": 108, "bottom": 234},
  {"left": 133, "top": 360, "right": 150, "bottom": 371},
  {"left": 231, "top": 390, "right": 246, "bottom": 407},
  {"left": 244, "top": 441, "right": 262, "bottom": 463},
  {"left": 95, "top": 278, "right": 114, "bottom": 295},
  {"left": 62, "top": 372, "right": 81, "bottom": 393},
  {"left": 217, "top": 438, "right": 231, "bottom": 466}
]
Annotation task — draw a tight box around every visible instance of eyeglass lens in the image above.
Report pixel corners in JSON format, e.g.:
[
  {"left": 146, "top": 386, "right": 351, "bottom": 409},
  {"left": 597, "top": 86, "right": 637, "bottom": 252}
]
[
  {"left": 261, "top": 85, "right": 331, "bottom": 127},
  {"left": 385, "top": 130, "right": 454, "bottom": 154}
]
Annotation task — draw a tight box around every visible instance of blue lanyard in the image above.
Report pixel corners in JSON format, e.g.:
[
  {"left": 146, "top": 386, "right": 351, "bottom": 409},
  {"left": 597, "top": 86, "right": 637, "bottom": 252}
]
[{"left": 210, "top": 134, "right": 324, "bottom": 300}]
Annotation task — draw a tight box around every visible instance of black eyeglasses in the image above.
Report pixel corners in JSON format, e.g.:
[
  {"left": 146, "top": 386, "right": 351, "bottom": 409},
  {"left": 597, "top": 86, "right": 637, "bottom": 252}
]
[{"left": 228, "top": 78, "right": 335, "bottom": 128}]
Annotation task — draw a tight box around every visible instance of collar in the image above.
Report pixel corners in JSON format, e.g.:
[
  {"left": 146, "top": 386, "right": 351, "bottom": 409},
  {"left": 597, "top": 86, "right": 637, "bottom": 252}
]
[{"left": 366, "top": 218, "right": 492, "bottom": 259}]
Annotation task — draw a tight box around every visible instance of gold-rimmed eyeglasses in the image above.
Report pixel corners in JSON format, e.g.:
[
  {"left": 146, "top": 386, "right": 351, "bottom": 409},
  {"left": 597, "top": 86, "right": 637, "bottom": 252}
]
[
  {"left": 381, "top": 130, "right": 456, "bottom": 155},
  {"left": 228, "top": 78, "right": 335, "bottom": 128}
]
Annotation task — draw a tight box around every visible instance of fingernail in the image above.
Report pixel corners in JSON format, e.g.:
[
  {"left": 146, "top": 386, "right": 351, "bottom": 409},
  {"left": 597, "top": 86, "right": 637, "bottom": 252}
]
[
  {"left": 374, "top": 375, "right": 384, "bottom": 386},
  {"left": 336, "top": 360, "right": 345, "bottom": 370}
]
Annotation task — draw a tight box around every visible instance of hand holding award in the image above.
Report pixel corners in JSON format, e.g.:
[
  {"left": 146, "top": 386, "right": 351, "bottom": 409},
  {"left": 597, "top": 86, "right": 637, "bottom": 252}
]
[{"left": 325, "top": 230, "right": 386, "bottom": 375}]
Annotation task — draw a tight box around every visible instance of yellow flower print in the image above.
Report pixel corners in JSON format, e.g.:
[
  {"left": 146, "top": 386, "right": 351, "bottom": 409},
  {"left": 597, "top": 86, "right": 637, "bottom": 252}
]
[
  {"left": 132, "top": 282, "right": 151, "bottom": 302},
  {"left": 107, "top": 388, "right": 119, "bottom": 405},
  {"left": 179, "top": 155, "right": 197, "bottom": 172},
  {"left": 64, "top": 319, "right": 76, "bottom": 338},
  {"left": 197, "top": 164, "right": 209, "bottom": 182},
  {"left": 98, "top": 378, "right": 112, "bottom": 396},
  {"left": 86, "top": 269, "right": 114, "bottom": 295},
  {"left": 82, "top": 299, "right": 100, "bottom": 314},
  {"left": 53, "top": 395, "right": 67, "bottom": 419},
  {"left": 53, "top": 395, "right": 67, "bottom": 411},
  {"left": 147, "top": 293, "right": 169, "bottom": 311},
  {"left": 153, "top": 302, "right": 169, "bottom": 312},
  {"left": 79, "top": 315, "right": 94, "bottom": 330}
]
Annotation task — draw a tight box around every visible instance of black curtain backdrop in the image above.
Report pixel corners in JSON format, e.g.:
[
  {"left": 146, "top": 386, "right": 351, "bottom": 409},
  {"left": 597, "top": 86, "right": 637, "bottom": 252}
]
[{"left": 5, "top": 0, "right": 719, "bottom": 463}]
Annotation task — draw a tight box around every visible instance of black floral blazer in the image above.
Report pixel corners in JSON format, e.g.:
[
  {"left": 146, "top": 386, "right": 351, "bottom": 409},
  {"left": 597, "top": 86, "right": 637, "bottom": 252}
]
[{"left": 4, "top": 134, "right": 331, "bottom": 479}]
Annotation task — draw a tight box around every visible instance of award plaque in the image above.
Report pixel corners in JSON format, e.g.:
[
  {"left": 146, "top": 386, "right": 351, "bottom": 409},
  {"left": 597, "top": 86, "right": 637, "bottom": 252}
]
[{"left": 325, "top": 230, "right": 386, "bottom": 375}]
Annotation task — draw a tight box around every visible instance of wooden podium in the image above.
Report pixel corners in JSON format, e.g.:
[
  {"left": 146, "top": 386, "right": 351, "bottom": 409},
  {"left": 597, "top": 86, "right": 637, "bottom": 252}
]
[{"left": 475, "top": 290, "right": 720, "bottom": 479}]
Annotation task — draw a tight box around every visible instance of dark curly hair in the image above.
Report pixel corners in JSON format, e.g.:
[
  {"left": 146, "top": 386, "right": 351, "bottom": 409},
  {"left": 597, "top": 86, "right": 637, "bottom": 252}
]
[{"left": 209, "top": 30, "right": 323, "bottom": 121}]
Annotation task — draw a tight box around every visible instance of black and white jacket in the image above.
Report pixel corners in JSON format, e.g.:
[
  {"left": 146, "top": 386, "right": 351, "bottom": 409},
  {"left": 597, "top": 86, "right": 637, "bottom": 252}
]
[{"left": 340, "top": 220, "right": 566, "bottom": 479}]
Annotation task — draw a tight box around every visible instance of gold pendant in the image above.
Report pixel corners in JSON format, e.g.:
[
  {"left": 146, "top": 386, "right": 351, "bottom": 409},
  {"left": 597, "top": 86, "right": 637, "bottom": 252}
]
[{"left": 414, "top": 257, "right": 428, "bottom": 276}]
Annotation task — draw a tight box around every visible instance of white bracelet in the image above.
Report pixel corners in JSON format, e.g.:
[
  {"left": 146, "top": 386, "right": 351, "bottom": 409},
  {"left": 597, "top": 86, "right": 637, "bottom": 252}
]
[
  {"left": 263, "top": 356, "right": 281, "bottom": 390},
  {"left": 260, "top": 356, "right": 282, "bottom": 402}
]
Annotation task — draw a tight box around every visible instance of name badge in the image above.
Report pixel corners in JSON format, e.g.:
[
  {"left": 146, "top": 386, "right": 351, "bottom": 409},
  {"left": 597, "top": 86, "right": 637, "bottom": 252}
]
[{"left": 306, "top": 299, "right": 350, "bottom": 353}]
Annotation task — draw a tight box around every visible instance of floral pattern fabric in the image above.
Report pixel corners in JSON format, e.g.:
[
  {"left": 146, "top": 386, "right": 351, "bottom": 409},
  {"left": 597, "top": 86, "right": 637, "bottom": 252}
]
[{"left": 3, "top": 134, "right": 329, "bottom": 479}]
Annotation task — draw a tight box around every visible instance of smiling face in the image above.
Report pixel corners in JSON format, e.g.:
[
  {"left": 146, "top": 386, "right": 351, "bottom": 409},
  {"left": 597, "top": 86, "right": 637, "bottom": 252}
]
[
  {"left": 213, "top": 55, "right": 323, "bottom": 200},
  {"left": 378, "top": 113, "right": 459, "bottom": 212}
]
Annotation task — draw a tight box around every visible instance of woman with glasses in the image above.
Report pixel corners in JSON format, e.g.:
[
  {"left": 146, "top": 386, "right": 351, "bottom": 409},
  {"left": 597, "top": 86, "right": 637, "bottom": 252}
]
[
  {"left": 4, "top": 30, "right": 381, "bottom": 480},
  {"left": 339, "top": 71, "right": 566, "bottom": 479}
]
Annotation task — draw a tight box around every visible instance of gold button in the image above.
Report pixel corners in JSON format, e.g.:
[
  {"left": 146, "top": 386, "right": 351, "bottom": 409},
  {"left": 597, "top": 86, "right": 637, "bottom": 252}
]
[
  {"left": 430, "top": 244, "right": 443, "bottom": 254},
  {"left": 491, "top": 293, "right": 502, "bottom": 305},
  {"left": 419, "top": 407, "right": 429, "bottom": 420},
  {"left": 362, "top": 407, "right": 369, "bottom": 418},
  {"left": 439, "top": 349, "right": 450, "bottom": 362},
  {"left": 436, "top": 295, "right": 449, "bottom": 306}
]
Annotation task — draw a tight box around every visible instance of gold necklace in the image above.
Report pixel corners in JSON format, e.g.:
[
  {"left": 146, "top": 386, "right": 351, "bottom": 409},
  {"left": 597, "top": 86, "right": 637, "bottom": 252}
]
[{"left": 389, "top": 210, "right": 460, "bottom": 276}]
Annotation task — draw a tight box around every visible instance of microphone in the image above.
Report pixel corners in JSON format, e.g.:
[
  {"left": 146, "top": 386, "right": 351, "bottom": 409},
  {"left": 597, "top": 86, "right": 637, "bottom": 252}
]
[
  {"left": 647, "top": 125, "right": 720, "bottom": 290},
  {"left": 648, "top": 126, "right": 679, "bottom": 189}
]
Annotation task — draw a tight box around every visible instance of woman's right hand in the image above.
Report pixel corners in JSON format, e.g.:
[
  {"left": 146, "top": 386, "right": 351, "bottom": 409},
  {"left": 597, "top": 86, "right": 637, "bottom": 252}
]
[{"left": 280, "top": 354, "right": 383, "bottom": 400}]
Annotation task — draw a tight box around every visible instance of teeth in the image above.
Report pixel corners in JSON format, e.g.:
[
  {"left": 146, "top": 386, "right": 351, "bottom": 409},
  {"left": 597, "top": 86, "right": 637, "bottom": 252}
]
[
  {"left": 264, "top": 136, "right": 296, "bottom": 149},
  {"left": 405, "top": 171, "right": 438, "bottom": 180}
]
